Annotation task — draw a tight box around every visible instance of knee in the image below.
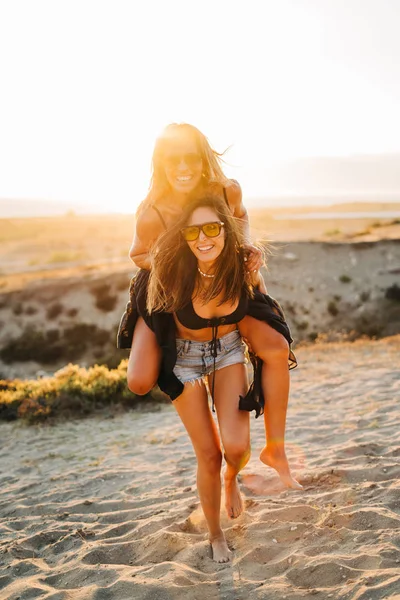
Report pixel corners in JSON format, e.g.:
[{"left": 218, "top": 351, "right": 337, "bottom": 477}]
[
  {"left": 197, "top": 447, "right": 223, "bottom": 473},
  {"left": 224, "top": 442, "right": 251, "bottom": 469},
  {"left": 127, "top": 367, "right": 156, "bottom": 396},
  {"left": 259, "top": 335, "right": 289, "bottom": 364}
]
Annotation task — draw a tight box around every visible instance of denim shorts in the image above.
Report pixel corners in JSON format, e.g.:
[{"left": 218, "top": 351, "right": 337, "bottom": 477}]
[{"left": 173, "top": 329, "right": 247, "bottom": 385}]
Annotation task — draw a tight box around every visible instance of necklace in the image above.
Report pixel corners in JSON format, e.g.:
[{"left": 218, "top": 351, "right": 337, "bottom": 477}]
[{"left": 198, "top": 266, "right": 215, "bottom": 278}]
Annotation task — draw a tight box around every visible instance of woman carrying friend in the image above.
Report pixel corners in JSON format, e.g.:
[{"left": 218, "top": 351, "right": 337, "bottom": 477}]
[
  {"left": 118, "top": 123, "right": 300, "bottom": 489},
  {"left": 146, "top": 196, "right": 255, "bottom": 562}
]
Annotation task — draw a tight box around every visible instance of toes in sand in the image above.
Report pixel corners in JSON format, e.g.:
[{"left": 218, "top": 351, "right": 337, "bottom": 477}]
[{"left": 209, "top": 534, "right": 231, "bottom": 563}]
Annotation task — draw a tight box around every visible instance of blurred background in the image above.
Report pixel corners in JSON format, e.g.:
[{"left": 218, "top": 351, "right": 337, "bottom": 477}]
[
  {"left": 1, "top": 0, "right": 400, "bottom": 216},
  {"left": 0, "top": 0, "right": 399, "bottom": 390}
]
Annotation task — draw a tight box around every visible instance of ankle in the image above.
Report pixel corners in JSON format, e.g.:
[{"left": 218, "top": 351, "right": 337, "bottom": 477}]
[
  {"left": 262, "top": 444, "right": 287, "bottom": 459},
  {"left": 209, "top": 529, "right": 224, "bottom": 542},
  {"left": 224, "top": 470, "right": 238, "bottom": 482}
]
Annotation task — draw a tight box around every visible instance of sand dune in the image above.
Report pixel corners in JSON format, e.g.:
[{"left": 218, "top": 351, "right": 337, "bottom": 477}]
[
  {"left": 1, "top": 236, "right": 400, "bottom": 380},
  {"left": 1, "top": 335, "right": 399, "bottom": 599}
]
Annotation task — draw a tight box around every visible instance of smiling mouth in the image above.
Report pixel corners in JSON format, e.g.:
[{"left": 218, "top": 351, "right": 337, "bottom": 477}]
[
  {"left": 176, "top": 175, "right": 193, "bottom": 182},
  {"left": 197, "top": 245, "right": 214, "bottom": 253}
]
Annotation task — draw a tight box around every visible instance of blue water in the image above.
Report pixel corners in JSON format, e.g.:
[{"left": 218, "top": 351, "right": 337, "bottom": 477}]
[{"left": 274, "top": 211, "right": 400, "bottom": 220}]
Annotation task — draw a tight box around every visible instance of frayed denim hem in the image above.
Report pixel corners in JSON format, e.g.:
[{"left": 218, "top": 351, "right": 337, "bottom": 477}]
[{"left": 182, "top": 377, "right": 204, "bottom": 388}]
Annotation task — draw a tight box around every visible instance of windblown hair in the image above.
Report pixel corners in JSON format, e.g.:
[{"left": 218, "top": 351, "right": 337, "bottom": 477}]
[
  {"left": 147, "top": 196, "right": 254, "bottom": 314},
  {"left": 137, "top": 123, "right": 230, "bottom": 216}
]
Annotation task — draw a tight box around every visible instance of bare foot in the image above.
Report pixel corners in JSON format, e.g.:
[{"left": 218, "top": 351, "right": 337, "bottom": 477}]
[
  {"left": 260, "top": 446, "right": 303, "bottom": 490},
  {"left": 224, "top": 476, "right": 244, "bottom": 519},
  {"left": 209, "top": 533, "right": 231, "bottom": 563}
]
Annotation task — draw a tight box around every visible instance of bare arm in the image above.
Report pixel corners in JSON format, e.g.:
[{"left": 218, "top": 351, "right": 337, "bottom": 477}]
[
  {"left": 224, "top": 179, "right": 250, "bottom": 240},
  {"left": 129, "top": 208, "right": 164, "bottom": 270},
  {"left": 249, "top": 270, "right": 268, "bottom": 293},
  {"left": 225, "top": 180, "right": 263, "bottom": 272}
]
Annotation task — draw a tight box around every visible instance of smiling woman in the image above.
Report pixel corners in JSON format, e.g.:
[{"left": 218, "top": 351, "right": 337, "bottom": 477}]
[
  {"left": 145, "top": 195, "right": 253, "bottom": 562},
  {"left": 148, "top": 123, "right": 230, "bottom": 209},
  {"left": 128, "top": 123, "right": 235, "bottom": 272}
]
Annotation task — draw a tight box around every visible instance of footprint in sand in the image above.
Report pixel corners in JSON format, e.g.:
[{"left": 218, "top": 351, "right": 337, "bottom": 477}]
[{"left": 240, "top": 473, "right": 285, "bottom": 495}]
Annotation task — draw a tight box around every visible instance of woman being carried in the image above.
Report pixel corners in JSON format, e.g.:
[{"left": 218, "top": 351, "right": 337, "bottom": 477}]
[
  {"left": 118, "top": 122, "right": 300, "bottom": 489},
  {"left": 146, "top": 195, "right": 260, "bottom": 562}
]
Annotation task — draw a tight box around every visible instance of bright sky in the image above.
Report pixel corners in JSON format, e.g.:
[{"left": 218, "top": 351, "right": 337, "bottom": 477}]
[{"left": 1, "top": 0, "right": 400, "bottom": 212}]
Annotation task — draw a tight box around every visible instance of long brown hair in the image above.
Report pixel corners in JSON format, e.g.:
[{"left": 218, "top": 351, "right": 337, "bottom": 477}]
[
  {"left": 137, "top": 123, "right": 231, "bottom": 216},
  {"left": 147, "top": 196, "right": 254, "bottom": 313}
]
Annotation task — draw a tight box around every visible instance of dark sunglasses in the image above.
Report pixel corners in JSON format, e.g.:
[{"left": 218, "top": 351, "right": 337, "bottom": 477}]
[
  {"left": 164, "top": 152, "right": 202, "bottom": 169},
  {"left": 181, "top": 221, "right": 224, "bottom": 242}
]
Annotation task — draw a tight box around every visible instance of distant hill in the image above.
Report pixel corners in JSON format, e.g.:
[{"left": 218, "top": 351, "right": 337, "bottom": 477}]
[{"left": 246, "top": 153, "right": 400, "bottom": 207}]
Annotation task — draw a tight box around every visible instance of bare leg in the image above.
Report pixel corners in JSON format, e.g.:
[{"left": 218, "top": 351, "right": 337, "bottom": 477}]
[
  {"left": 238, "top": 316, "right": 302, "bottom": 489},
  {"left": 127, "top": 317, "right": 161, "bottom": 395},
  {"left": 173, "top": 381, "right": 230, "bottom": 563},
  {"left": 209, "top": 363, "right": 250, "bottom": 519}
]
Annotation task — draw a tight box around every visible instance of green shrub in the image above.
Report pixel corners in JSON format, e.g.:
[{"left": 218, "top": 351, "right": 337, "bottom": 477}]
[
  {"left": 327, "top": 300, "right": 339, "bottom": 316},
  {"left": 285, "top": 302, "right": 296, "bottom": 315},
  {"left": 0, "top": 360, "right": 168, "bottom": 424},
  {"left": 0, "top": 323, "right": 110, "bottom": 364},
  {"left": 91, "top": 283, "right": 118, "bottom": 312},
  {"left": 95, "top": 294, "right": 118, "bottom": 312},
  {"left": 353, "top": 316, "right": 383, "bottom": 338},
  {"left": 339, "top": 274, "right": 352, "bottom": 283},
  {"left": 63, "top": 323, "right": 110, "bottom": 348},
  {"left": 0, "top": 327, "right": 64, "bottom": 364},
  {"left": 47, "top": 303, "right": 63, "bottom": 320},
  {"left": 91, "top": 283, "right": 110, "bottom": 298},
  {"left": 13, "top": 303, "right": 23, "bottom": 315},
  {"left": 92, "top": 350, "right": 125, "bottom": 370},
  {"left": 385, "top": 284, "right": 400, "bottom": 302},
  {"left": 359, "top": 290, "right": 371, "bottom": 302}
]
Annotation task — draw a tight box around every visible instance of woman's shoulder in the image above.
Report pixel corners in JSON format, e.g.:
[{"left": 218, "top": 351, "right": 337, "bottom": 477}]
[
  {"left": 135, "top": 195, "right": 165, "bottom": 235},
  {"left": 136, "top": 191, "right": 155, "bottom": 216},
  {"left": 207, "top": 178, "right": 241, "bottom": 198},
  {"left": 224, "top": 178, "right": 242, "bottom": 200},
  {"left": 220, "top": 179, "right": 243, "bottom": 216}
]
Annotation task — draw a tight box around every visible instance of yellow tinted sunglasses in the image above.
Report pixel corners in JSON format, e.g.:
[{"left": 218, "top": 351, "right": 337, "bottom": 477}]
[{"left": 180, "top": 221, "right": 225, "bottom": 242}]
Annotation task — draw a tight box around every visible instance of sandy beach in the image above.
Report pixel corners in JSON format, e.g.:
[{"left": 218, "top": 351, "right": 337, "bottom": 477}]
[
  {"left": 2, "top": 0, "right": 400, "bottom": 595},
  {"left": 1, "top": 335, "right": 399, "bottom": 599}
]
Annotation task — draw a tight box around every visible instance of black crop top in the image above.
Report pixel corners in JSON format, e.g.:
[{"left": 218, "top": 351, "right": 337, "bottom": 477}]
[{"left": 175, "top": 292, "right": 248, "bottom": 330}]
